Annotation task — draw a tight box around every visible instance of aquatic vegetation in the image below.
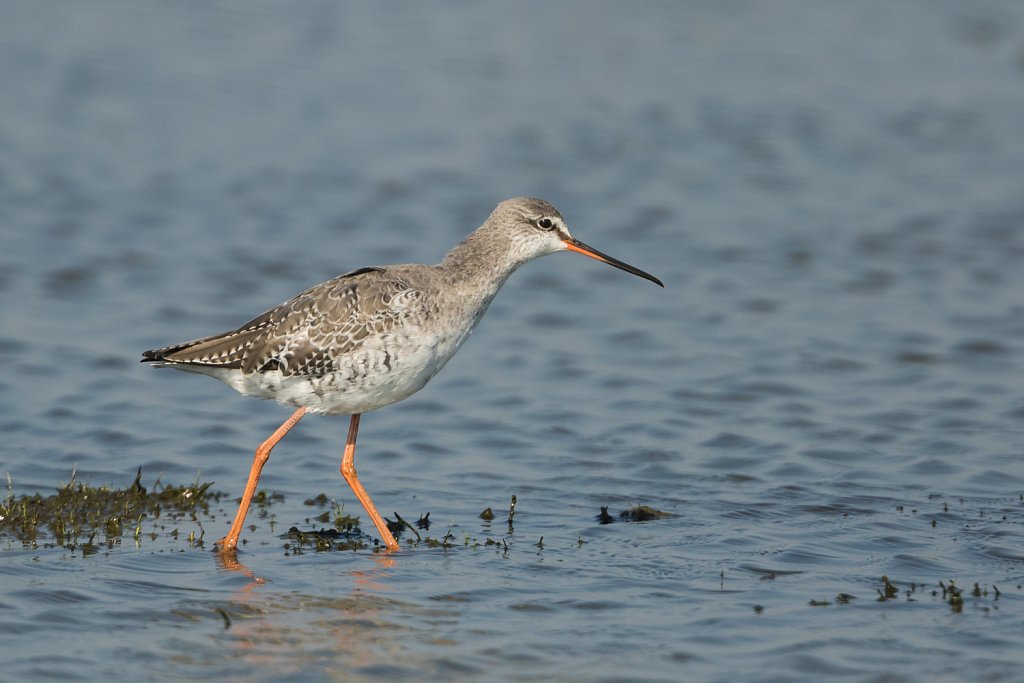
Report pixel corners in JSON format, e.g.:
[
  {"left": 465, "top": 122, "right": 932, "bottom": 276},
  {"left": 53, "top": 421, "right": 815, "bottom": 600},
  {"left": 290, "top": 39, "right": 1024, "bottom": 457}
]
[
  {"left": 599, "top": 504, "right": 678, "bottom": 522},
  {"left": 0, "top": 469, "right": 225, "bottom": 550}
]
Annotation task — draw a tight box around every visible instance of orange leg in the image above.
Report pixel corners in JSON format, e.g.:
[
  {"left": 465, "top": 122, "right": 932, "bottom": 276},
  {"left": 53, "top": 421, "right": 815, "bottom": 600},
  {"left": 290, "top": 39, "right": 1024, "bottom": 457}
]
[
  {"left": 341, "top": 414, "right": 400, "bottom": 551},
  {"left": 217, "top": 406, "right": 307, "bottom": 552}
]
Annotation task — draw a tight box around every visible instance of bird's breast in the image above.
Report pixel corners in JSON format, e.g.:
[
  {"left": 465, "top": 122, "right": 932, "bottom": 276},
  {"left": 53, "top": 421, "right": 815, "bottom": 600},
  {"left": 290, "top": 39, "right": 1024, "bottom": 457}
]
[{"left": 266, "top": 325, "right": 473, "bottom": 415}]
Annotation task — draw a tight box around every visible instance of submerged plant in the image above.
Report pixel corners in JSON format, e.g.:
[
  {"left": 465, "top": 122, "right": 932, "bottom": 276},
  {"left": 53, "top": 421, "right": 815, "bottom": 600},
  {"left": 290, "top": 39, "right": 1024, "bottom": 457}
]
[{"left": 0, "top": 468, "right": 225, "bottom": 550}]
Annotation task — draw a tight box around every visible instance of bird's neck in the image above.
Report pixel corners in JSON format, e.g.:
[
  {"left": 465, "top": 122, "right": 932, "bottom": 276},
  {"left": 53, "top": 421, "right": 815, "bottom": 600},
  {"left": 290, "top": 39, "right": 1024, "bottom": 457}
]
[{"left": 438, "top": 226, "right": 526, "bottom": 301}]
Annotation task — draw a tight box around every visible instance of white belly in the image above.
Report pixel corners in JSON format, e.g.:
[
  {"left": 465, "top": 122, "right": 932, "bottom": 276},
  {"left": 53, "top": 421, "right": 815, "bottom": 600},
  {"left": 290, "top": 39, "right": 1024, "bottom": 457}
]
[{"left": 192, "top": 328, "right": 469, "bottom": 415}]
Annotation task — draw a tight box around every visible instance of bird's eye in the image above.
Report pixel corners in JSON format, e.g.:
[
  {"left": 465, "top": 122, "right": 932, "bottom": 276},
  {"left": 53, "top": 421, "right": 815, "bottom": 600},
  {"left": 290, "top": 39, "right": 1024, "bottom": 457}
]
[{"left": 537, "top": 217, "right": 555, "bottom": 230}]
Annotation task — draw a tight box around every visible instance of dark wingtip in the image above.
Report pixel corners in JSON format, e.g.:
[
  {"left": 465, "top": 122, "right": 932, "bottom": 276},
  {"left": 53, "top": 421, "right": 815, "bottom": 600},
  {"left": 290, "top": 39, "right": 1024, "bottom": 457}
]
[{"left": 141, "top": 347, "right": 175, "bottom": 363}]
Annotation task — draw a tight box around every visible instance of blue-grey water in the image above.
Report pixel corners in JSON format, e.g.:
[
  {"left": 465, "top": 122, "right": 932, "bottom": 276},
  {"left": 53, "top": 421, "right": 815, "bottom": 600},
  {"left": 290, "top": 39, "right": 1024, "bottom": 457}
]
[{"left": 2, "top": 2, "right": 1024, "bottom": 681}]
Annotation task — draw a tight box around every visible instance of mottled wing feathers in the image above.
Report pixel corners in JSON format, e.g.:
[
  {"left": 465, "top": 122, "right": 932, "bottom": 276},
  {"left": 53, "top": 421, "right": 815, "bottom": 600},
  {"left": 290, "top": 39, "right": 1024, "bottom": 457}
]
[
  {"left": 142, "top": 266, "right": 423, "bottom": 378},
  {"left": 140, "top": 306, "right": 279, "bottom": 369}
]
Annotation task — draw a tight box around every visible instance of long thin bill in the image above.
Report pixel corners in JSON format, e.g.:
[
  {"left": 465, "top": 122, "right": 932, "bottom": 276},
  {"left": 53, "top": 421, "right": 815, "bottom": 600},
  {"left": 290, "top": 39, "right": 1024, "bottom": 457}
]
[{"left": 563, "top": 238, "right": 664, "bottom": 287}]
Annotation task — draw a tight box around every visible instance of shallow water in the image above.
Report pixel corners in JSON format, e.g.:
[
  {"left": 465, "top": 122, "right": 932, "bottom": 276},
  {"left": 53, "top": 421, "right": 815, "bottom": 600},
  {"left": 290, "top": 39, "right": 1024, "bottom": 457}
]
[{"left": 2, "top": 1, "right": 1024, "bottom": 681}]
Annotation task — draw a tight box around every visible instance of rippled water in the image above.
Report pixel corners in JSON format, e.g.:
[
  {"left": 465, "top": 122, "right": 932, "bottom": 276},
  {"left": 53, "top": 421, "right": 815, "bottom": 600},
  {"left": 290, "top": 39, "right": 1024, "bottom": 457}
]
[{"left": 2, "top": 2, "right": 1024, "bottom": 681}]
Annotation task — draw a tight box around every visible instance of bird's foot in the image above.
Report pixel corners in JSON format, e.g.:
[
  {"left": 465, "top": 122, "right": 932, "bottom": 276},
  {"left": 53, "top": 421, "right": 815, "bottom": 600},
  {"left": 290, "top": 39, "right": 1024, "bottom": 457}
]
[{"left": 213, "top": 535, "right": 238, "bottom": 553}]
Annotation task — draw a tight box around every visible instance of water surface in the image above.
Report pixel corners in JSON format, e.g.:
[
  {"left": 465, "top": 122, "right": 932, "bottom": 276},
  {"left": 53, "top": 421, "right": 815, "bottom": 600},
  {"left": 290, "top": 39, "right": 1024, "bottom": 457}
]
[{"left": 2, "top": 2, "right": 1023, "bottom": 681}]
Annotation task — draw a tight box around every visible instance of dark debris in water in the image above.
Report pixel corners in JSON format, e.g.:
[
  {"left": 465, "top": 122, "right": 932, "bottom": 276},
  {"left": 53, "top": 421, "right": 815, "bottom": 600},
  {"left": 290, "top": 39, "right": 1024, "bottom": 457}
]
[
  {"left": 303, "top": 493, "right": 330, "bottom": 506},
  {"left": 617, "top": 504, "right": 677, "bottom": 523},
  {"left": 285, "top": 498, "right": 536, "bottom": 554},
  {"left": 282, "top": 512, "right": 459, "bottom": 554},
  {"left": 818, "top": 576, "right": 1002, "bottom": 614},
  {"left": 597, "top": 504, "right": 676, "bottom": 524},
  {"left": 290, "top": 497, "right": 440, "bottom": 552},
  {"left": 282, "top": 525, "right": 369, "bottom": 552},
  {"left": 299, "top": 498, "right": 358, "bottom": 530},
  {"left": 790, "top": 576, "right": 1004, "bottom": 615},
  {"left": 0, "top": 468, "right": 226, "bottom": 551},
  {"left": 1, "top": 475, "right": 521, "bottom": 557}
]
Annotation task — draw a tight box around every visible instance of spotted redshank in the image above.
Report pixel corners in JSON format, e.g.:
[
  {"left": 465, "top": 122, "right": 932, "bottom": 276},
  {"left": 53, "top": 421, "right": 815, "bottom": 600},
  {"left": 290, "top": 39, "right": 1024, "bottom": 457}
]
[{"left": 142, "top": 197, "right": 663, "bottom": 552}]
